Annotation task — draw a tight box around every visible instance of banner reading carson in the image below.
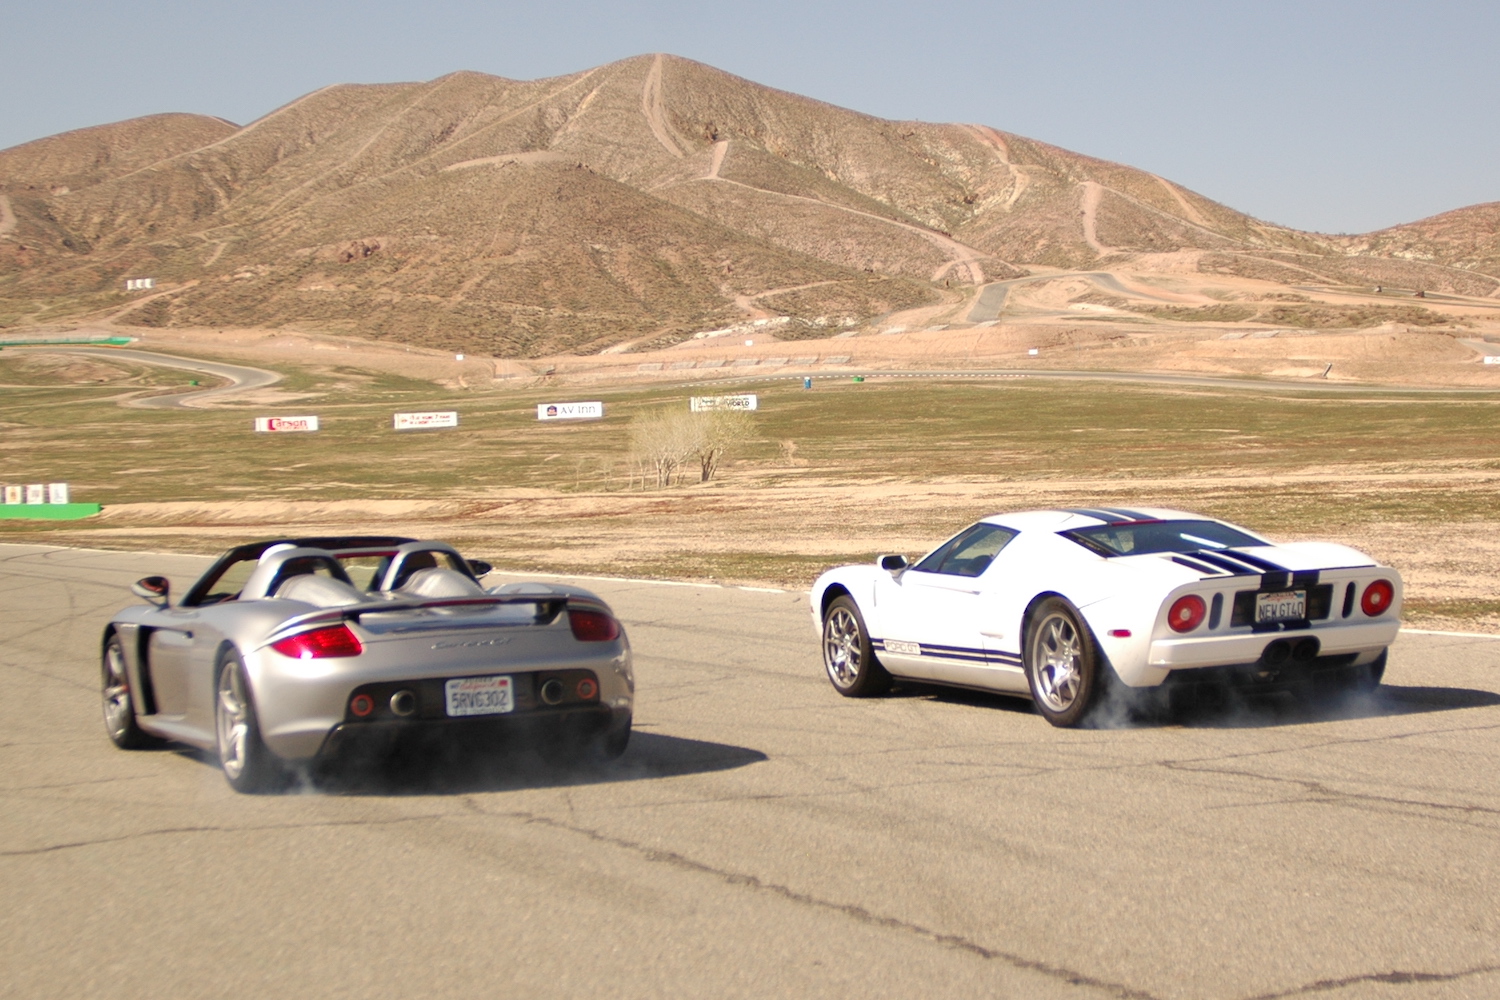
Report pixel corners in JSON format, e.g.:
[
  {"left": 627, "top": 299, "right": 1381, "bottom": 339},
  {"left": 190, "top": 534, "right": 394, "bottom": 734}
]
[
  {"left": 254, "top": 416, "right": 320, "bottom": 432},
  {"left": 537, "top": 401, "right": 604, "bottom": 421}
]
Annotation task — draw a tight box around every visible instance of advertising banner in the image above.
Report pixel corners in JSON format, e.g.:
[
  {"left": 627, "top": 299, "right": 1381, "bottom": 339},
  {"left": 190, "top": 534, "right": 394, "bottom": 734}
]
[
  {"left": 690, "top": 394, "right": 758, "bottom": 412},
  {"left": 3, "top": 486, "right": 21, "bottom": 504},
  {"left": 47, "top": 483, "right": 69, "bottom": 504},
  {"left": 1485, "top": 357, "right": 1500, "bottom": 365},
  {"left": 254, "top": 416, "right": 320, "bottom": 433},
  {"left": 394, "top": 411, "right": 459, "bottom": 430},
  {"left": 26, "top": 484, "right": 45, "bottom": 504},
  {"left": 537, "top": 401, "right": 604, "bottom": 421}
]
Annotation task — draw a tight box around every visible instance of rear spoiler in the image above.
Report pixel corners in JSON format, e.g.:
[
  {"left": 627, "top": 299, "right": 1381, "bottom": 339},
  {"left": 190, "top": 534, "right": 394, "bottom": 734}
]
[{"left": 263, "top": 594, "right": 613, "bottom": 646}]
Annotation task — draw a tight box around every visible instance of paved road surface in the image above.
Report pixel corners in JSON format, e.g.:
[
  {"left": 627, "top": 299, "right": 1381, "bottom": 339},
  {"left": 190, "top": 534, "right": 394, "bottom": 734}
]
[
  {"left": 4, "top": 544, "right": 1500, "bottom": 999},
  {"left": 15, "top": 346, "right": 282, "bottom": 408}
]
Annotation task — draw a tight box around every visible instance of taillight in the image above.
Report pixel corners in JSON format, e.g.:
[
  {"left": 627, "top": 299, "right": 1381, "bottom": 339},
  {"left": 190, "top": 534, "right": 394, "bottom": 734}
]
[
  {"left": 271, "top": 624, "right": 364, "bottom": 659},
  {"left": 1167, "top": 595, "right": 1207, "bottom": 633},
  {"left": 569, "top": 609, "right": 620, "bottom": 642},
  {"left": 1361, "top": 579, "right": 1395, "bottom": 617}
]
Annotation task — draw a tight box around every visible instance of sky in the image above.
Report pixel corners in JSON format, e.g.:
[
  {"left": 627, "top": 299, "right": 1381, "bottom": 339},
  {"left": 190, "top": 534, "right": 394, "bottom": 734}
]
[{"left": 3, "top": 0, "right": 1496, "bottom": 234}]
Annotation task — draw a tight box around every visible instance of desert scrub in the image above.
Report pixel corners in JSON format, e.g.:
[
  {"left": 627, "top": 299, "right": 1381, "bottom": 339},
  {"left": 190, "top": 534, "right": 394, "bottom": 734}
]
[
  {"left": 1255, "top": 304, "right": 1460, "bottom": 328},
  {"left": 1137, "top": 304, "right": 1256, "bottom": 323}
]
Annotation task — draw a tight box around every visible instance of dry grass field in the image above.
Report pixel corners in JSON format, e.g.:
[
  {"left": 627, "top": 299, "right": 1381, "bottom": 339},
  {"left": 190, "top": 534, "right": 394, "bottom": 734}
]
[{"left": 4, "top": 340, "right": 1498, "bottom": 632}]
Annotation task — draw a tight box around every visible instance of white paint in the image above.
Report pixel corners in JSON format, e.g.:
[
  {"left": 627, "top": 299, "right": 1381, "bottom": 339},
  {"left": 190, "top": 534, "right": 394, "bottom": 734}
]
[
  {"left": 47, "top": 483, "right": 69, "bottom": 504},
  {"left": 254, "top": 415, "right": 320, "bottom": 432},
  {"left": 1028, "top": 348, "right": 1040, "bottom": 356},
  {"left": 25, "top": 484, "right": 45, "bottom": 504},
  {"left": 455, "top": 354, "right": 465, "bottom": 361},
  {"left": 394, "top": 411, "right": 458, "bottom": 430},
  {"left": 537, "top": 401, "right": 603, "bottom": 421},
  {"left": 1400, "top": 627, "right": 1500, "bottom": 640},
  {"left": 745, "top": 340, "right": 755, "bottom": 347},
  {"left": 690, "top": 394, "right": 758, "bottom": 413},
  {"left": 125, "top": 277, "right": 155, "bottom": 291}
]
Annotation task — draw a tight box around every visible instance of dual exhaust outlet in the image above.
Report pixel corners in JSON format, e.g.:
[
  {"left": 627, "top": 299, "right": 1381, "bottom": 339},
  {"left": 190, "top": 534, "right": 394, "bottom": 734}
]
[{"left": 1260, "top": 637, "right": 1320, "bottom": 667}]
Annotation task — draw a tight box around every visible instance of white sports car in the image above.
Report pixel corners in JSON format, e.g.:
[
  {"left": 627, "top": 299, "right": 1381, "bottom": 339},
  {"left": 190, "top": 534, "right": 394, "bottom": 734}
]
[{"left": 810, "top": 507, "right": 1401, "bottom": 726}]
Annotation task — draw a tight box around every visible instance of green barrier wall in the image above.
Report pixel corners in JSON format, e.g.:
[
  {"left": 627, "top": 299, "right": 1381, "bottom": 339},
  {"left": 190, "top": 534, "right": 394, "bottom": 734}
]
[{"left": 0, "top": 503, "right": 103, "bottom": 520}]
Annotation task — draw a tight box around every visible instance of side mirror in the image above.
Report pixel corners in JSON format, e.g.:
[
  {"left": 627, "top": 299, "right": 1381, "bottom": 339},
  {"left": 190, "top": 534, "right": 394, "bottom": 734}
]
[
  {"left": 132, "top": 576, "right": 170, "bottom": 605},
  {"left": 878, "top": 554, "right": 909, "bottom": 573},
  {"left": 467, "top": 559, "right": 493, "bottom": 578}
]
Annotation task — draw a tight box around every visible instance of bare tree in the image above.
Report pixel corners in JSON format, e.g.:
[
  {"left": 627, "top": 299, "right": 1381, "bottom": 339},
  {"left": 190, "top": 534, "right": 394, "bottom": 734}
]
[{"left": 628, "top": 408, "right": 756, "bottom": 488}]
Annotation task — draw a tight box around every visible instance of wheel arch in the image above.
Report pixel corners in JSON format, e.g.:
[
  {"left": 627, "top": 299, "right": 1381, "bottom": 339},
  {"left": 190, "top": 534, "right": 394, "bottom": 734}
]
[{"left": 820, "top": 583, "right": 853, "bottom": 621}]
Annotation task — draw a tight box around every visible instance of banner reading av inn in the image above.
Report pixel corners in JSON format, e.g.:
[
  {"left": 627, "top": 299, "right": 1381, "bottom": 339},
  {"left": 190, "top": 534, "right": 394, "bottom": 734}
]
[
  {"left": 690, "top": 394, "right": 758, "bottom": 412},
  {"left": 394, "top": 411, "right": 459, "bottom": 430},
  {"left": 537, "top": 401, "right": 604, "bottom": 421},
  {"left": 254, "top": 416, "right": 320, "bottom": 433}
]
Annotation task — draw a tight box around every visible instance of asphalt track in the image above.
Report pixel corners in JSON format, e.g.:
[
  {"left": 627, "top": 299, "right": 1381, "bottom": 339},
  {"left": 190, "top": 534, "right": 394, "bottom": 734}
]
[
  {"left": 13, "top": 346, "right": 282, "bottom": 407},
  {"left": 4, "top": 543, "right": 1500, "bottom": 999}
]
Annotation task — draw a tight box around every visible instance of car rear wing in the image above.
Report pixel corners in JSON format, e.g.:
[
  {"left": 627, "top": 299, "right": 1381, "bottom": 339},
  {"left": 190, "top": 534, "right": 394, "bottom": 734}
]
[{"left": 265, "top": 594, "right": 613, "bottom": 645}]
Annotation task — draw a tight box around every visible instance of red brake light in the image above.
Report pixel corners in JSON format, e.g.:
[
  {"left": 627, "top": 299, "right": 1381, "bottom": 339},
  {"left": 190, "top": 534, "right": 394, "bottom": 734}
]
[
  {"left": 569, "top": 609, "right": 620, "bottom": 642},
  {"left": 272, "top": 624, "right": 364, "bottom": 659},
  {"left": 1168, "top": 595, "right": 1207, "bottom": 633},
  {"left": 1361, "top": 579, "right": 1394, "bottom": 617}
]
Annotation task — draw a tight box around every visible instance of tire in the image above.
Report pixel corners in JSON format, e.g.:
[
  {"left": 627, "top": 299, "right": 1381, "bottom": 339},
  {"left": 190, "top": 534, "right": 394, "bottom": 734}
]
[
  {"left": 1024, "top": 598, "right": 1107, "bottom": 728},
  {"left": 822, "top": 595, "right": 891, "bottom": 697},
  {"left": 215, "top": 651, "right": 288, "bottom": 794},
  {"left": 101, "top": 633, "right": 160, "bottom": 749}
]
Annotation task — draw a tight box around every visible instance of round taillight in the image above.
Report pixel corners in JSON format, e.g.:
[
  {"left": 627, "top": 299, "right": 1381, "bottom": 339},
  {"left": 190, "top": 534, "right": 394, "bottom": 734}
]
[
  {"left": 576, "top": 677, "right": 598, "bottom": 700},
  {"left": 1168, "top": 595, "right": 1207, "bottom": 633},
  {"left": 349, "top": 693, "right": 374, "bottom": 717},
  {"left": 1361, "top": 579, "right": 1395, "bottom": 617},
  {"left": 569, "top": 609, "right": 620, "bottom": 642}
]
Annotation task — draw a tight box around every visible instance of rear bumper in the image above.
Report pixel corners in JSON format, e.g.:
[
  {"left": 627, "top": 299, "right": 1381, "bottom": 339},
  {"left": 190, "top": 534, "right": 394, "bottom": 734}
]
[
  {"left": 317, "top": 704, "right": 625, "bottom": 760},
  {"left": 1147, "top": 619, "right": 1398, "bottom": 671}
]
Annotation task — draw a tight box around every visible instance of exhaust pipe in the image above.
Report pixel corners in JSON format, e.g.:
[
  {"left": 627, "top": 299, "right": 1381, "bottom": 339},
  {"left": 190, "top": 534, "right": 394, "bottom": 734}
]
[
  {"left": 1292, "top": 637, "right": 1321, "bottom": 662},
  {"left": 1261, "top": 639, "right": 1291, "bottom": 667},
  {"left": 539, "top": 679, "right": 566, "bottom": 706},
  {"left": 390, "top": 690, "right": 417, "bottom": 717}
]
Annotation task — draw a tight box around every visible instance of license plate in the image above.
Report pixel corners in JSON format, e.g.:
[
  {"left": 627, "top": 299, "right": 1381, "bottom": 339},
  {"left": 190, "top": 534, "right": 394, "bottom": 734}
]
[
  {"left": 1255, "top": 590, "right": 1306, "bottom": 623},
  {"left": 444, "top": 675, "right": 513, "bottom": 717}
]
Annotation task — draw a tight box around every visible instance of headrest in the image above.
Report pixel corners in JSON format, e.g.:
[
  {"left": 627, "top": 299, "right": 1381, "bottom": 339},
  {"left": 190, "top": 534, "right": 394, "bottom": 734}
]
[
  {"left": 274, "top": 574, "right": 365, "bottom": 608},
  {"left": 397, "top": 567, "right": 485, "bottom": 598}
]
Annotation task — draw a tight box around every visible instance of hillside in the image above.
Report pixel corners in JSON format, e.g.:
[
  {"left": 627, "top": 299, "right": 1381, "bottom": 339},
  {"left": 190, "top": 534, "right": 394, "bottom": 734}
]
[{"left": 1, "top": 55, "right": 1496, "bottom": 354}]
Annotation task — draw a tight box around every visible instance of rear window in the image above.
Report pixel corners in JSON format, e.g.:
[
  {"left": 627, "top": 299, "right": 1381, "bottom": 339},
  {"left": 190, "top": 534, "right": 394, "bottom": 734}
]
[{"left": 1063, "top": 520, "right": 1263, "bottom": 557}]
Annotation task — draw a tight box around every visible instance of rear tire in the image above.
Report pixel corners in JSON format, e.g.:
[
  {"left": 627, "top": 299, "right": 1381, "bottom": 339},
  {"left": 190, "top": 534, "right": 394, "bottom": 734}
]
[
  {"left": 101, "top": 633, "right": 160, "bottom": 749},
  {"left": 215, "top": 651, "right": 288, "bottom": 794},
  {"left": 822, "top": 595, "right": 891, "bottom": 697},
  {"left": 1024, "top": 598, "right": 1107, "bottom": 728}
]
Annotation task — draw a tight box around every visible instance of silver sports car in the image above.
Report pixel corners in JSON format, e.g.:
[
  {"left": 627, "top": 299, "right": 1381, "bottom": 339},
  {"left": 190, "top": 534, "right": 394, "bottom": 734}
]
[{"left": 100, "top": 536, "right": 634, "bottom": 791}]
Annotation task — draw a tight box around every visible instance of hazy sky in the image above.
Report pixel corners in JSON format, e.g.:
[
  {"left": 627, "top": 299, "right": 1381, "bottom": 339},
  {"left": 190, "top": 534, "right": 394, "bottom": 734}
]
[{"left": 4, "top": 0, "right": 1495, "bottom": 234}]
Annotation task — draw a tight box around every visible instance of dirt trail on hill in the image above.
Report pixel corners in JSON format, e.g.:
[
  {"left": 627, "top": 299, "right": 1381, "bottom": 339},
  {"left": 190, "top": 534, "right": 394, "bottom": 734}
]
[
  {"left": 701, "top": 175, "right": 987, "bottom": 285},
  {"left": 642, "top": 54, "right": 685, "bottom": 158},
  {"left": 961, "top": 124, "right": 1028, "bottom": 208},
  {"left": 0, "top": 194, "right": 15, "bottom": 238},
  {"left": 1080, "top": 182, "right": 1111, "bottom": 254},
  {"left": 1152, "top": 175, "right": 1211, "bottom": 227},
  {"left": 707, "top": 139, "right": 728, "bottom": 179}
]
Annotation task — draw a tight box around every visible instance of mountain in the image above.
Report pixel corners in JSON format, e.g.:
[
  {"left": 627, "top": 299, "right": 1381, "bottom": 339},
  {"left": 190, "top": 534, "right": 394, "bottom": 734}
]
[{"left": 1, "top": 55, "right": 1496, "bottom": 354}]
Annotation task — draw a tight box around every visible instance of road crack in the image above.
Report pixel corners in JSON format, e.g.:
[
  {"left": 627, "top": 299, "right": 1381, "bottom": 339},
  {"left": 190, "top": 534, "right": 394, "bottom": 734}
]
[
  {"left": 0, "top": 813, "right": 446, "bottom": 857},
  {"left": 1241, "top": 964, "right": 1500, "bottom": 999}
]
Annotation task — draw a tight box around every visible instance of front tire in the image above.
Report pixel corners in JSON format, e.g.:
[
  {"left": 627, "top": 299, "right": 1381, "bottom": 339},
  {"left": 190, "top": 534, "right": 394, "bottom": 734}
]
[
  {"left": 1024, "top": 598, "right": 1106, "bottom": 727},
  {"left": 822, "top": 595, "right": 891, "bottom": 697},
  {"left": 215, "top": 651, "right": 288, "bottom": 794},
  {"left": 102, "top": 633, "right": 159, "bottom": 749}
]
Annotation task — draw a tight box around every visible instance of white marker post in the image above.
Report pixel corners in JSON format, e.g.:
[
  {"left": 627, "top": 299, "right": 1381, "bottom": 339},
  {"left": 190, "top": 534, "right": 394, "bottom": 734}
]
[
  {"left": 254, "top": 416, "right": 320, "bottom": 432},
  {"left": 537, "top": 402, "right": 604, "bottom": 421},
  {"left": 394, "top": 411, "right": 459, "bottom": 430}
]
